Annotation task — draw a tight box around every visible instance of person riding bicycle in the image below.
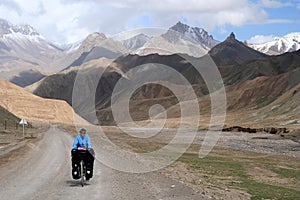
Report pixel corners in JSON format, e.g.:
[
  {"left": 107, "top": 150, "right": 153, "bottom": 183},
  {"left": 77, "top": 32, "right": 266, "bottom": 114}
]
[{"left": 71, "top": 128, "right": 95, "bottom": 181}]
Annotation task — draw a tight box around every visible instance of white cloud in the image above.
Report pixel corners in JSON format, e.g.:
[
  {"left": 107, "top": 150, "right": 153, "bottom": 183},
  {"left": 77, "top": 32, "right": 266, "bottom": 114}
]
[
  {"left": 0, "top": 0, "right": 22, "bottom": 14},
  {"left": 0, "top": 0, "right": 294, "bottom": 44},
  {"left": 248, "top": 35, "right": 275, "bottom": 44}
]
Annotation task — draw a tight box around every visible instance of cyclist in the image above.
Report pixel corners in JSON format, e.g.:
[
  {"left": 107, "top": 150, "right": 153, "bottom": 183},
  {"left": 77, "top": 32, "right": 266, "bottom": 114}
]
[{"left": 71, "top": 128, "right": 95, "bottom": 181}]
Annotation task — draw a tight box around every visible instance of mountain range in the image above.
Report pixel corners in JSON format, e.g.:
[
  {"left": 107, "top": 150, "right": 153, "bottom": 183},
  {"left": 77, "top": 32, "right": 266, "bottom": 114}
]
[
  {"left": 1, "top": 18, "right": 300, "bottom": 130},
  {"left": 1, "top": 18, "right": 299, "bottom": 79},
  {"left": 30, "top": 31, "right": 300, "bottom": 127}
]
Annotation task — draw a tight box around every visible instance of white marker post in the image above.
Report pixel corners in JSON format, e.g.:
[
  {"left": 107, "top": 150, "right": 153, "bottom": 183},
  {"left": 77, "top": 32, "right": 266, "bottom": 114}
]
[{"left": 19, "top": 118, "right": 28, "bottom": 139}]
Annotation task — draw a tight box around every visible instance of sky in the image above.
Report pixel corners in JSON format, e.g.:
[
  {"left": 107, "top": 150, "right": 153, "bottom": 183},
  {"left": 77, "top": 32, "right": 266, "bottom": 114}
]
[{"left": 0, "top": 0, "right": 299, "bottom": 44}]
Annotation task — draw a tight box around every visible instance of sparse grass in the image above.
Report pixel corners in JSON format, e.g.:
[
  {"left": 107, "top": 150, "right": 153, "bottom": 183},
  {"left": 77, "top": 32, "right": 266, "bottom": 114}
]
[
  {"left": 256, "top": 97, "right": 278, "bottom": 109},
  {"left": 256, "top": 97, "right": 269, "bottom": 106},
  {"left": 236, "top": 180, "right": 300, "bottom": 200},
  {"left": 127, "top": 137, "right": 300, "bottom": 199},
  {"left": 128, "top": 141, "right": 166, "bottom": 153},
  {"left": 178, "top": 152, "right": 300, "bottom": 200},
  {"left": 272, "top": 168, "right": 300, "bottom": 181},
  {"left": 179, "top": 153, "right": 245, "bottom": 178}
]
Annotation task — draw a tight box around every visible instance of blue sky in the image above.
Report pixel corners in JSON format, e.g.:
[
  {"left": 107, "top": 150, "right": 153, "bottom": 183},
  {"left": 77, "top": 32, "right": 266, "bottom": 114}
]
[
  {"left": 0, "top": 0, "right": 299, "bottom": 44},
  {"left": 213, "top": 0, "right": 300, "bottom": 42}
]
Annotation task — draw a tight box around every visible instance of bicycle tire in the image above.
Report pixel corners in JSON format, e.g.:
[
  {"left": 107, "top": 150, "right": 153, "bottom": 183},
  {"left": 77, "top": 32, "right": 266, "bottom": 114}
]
[{"left": 80, "top": 160, "right": 84, "bottom": 187}]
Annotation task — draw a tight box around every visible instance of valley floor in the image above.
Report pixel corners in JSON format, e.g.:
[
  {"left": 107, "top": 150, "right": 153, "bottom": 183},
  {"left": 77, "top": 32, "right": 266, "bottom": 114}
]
[{"left": 0, "top": 125, "right": 299, "bottom": 200}]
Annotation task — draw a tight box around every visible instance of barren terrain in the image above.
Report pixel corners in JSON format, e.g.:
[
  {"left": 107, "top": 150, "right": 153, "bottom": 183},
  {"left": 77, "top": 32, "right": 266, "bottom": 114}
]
[{"left": 1, "top": 125, "right": 299, "bottom": 200}]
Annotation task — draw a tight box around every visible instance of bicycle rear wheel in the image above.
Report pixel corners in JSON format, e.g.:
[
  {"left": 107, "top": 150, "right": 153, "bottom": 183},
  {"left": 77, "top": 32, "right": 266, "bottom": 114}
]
[{"left": 80, "top": 160, "right": 84, "bottom": 187}]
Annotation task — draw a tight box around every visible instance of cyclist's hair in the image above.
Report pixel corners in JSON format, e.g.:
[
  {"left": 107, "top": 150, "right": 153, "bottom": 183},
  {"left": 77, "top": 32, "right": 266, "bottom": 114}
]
[{"left": 79, "top": 128, "right": 87, "bottom": 133}]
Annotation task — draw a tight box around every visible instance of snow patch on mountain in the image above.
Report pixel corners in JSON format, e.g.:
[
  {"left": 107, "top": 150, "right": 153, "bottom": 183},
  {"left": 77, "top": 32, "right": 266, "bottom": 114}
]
[
  {"left": 0, "top": 18, "right": 39, "bottom": 36},
  {"left": 0, "top": 18, "right": 60, "bottom": 51},
  {"left": 249, "top": 32, "right": 300, "bottom": 55},
  {"left": 54, "top": 40, "right": 83, "bottom": 51}
]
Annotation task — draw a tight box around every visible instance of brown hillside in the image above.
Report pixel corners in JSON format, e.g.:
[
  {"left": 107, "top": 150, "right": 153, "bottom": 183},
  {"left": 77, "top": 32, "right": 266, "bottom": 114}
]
[
  {"left": 129, "top": 72, "right": 300, "bottom": 129},
  {"left": 0, "top": 79, "right": 87, "bottom": 125},
  {"left": 253, "top": 82, "right": 300, "bottom": 128}
]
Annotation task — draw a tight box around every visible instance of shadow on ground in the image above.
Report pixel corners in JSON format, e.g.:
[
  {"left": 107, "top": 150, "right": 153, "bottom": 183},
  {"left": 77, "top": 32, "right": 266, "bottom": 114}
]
[{"left": 66, "top": 180, "right": 92, "bottom": 187}]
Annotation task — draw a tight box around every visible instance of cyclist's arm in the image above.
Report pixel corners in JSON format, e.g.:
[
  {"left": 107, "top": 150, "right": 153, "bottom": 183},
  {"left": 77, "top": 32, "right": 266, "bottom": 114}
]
[
  {"left": 87, "top": 135, "right": 92, "bottom": 149},
  {"left": 72, "top": 135, "right": 79, "bottom": 149}
]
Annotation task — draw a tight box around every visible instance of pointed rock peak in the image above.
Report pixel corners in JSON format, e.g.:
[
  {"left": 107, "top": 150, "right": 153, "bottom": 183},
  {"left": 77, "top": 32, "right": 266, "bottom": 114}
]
[
  {"left": 84, "top": 32, "right": 107, "bottom": 43},
  {"left": 78, "top": 32, "right": 108, "bottom": 52},
  {"left": 89, "top": 32, "right": 106, "bottom": 38},
  {"left": 174, "top": 21, "right": 186, "bottom": 27},
  {"left": 170, "top": 21, "right": 190, "bottom": 33},
  {"left": 227, "top": 32, "right": 236, "bottom": 40},
  {"left": 170, "top": 21, "right": 210, "bottom": 36},
  {"left": 176, "top": 21, "right": 184, "bottom": 25},
  {"left": 133, "top": 33, "right": 150, "bottom": 38}
]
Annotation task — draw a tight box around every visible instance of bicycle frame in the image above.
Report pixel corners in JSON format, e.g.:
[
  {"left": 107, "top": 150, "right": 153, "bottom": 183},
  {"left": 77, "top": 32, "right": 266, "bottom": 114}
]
[{"left": 76, "top": 148, "right": 88, "bottom": 187}]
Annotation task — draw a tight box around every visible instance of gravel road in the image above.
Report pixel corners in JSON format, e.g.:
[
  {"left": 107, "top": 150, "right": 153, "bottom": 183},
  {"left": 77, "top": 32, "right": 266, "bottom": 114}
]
[{"left": 0, "top": 126, "right": 206, "bottom": 200}]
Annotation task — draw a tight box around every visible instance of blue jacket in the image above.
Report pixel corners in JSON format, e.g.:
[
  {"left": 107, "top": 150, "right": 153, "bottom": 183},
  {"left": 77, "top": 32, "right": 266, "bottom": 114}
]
[{"left": 72, "top": 134, "right": 93, "bottom": 149}]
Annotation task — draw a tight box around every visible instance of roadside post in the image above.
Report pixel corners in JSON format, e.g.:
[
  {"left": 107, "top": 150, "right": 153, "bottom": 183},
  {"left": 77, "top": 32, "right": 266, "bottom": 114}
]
[{"left": 19, "top": 118, "right": 28, "bottom": 139}]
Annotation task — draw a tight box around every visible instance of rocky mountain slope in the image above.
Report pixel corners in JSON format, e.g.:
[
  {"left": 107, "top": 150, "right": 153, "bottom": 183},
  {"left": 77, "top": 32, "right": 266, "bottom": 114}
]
[
  {"left": 169, "top": 21, "right": 219, "bottom": 49},
  {"left": 129, "top": 69, "right": 300, "bottom": 130},
  {"left": 7, "top": 69, "right": 45, "bottom": 87},
  {"left": 33, "top": 53, "right": 205, "bottom": 125},
  {"left": 255, "top": 82, "right": 300, "bottom": 128},
  {"left": 0, "top": 68, "right": 46, "bottom": 87},
  {"left": 220, "top": 49, "right": 300, "bottom": 85},
  {"left": 0, "top": 105, "right": 20, "bottom": 127},
  {"left": 32, "top": 58, "right": 124, "bottom": 124},
  {"left": 122, "top": 33, "right": 151, "bottom": 50},
  {"left": 130, "top": 22, "right": 217, "bottom": 57},
  {"left": 209, "top": 32, "right": 267, "bottom": 66}
]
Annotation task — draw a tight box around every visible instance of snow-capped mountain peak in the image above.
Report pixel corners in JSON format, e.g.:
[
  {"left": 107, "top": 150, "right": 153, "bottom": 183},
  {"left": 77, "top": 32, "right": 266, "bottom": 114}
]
[
  {"left": 0, "top": 18, "right": 39, "bottom": 36},
  {"left": 249, "top": 32, "right": 300, "bottom": 55},
  {"left": 0, "top": 18, "right": 45, "bottom": 48},
  {"left": 0, "top": 18, "right": 69, "bottom": 73}
]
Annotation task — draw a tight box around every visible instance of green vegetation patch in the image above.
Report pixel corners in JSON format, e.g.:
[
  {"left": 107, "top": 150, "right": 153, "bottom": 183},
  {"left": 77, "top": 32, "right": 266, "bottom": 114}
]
[
  {"left": 179, "top": 152, "right": 300, "bottom": 200},
  {"left": 272, "top": 168, "right": 300, "bottom": 181},
  {"left": 236, "top": 180, "right": 300, "bottom": 200},
  {"left": 179, "top": 153, "right": 245, "bottom": 178}
]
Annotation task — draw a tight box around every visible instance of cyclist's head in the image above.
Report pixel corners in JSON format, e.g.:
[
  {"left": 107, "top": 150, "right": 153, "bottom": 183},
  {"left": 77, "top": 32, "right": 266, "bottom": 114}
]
[{"left": 79, "top": 128, "right": 87, "bottom": 137}]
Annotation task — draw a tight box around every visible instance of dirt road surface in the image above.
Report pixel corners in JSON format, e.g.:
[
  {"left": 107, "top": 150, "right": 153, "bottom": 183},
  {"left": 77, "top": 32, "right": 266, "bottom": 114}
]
[{"left": 0, "top": 126, "right": 207, "bottom": 200}]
